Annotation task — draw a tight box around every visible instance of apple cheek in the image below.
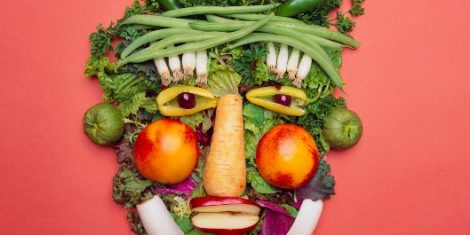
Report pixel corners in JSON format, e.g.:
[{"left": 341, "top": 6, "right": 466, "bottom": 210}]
[
  {"left": 274, "top": 173, "right": 294, "bottom": 189},
  {"left": 134, "top": 129, "right": 154, "bottom": 162}
]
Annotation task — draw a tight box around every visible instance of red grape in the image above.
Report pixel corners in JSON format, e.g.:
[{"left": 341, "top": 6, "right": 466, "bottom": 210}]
[
  {"left": 274, "top": 94, "right": 292, "bottom": 106},
  {"left": 177, "top": 92, "right": 196, "bottom": 109}
]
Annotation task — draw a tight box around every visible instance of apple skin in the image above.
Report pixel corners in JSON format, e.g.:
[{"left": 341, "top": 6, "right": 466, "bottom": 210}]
[
  {"left": 134, "top": 119, "right": 198, "bottom": 184},
  {"left": 256, "top": 124, "right": 319, "bottom": 190},
  {"left": 190, "top": 196, "right": 259, "bottom": 208},
  {"left": 192, "top": 212, "right": 259, "bottom": 235},
  {"left": 195, "top": 224, "right": 257, "bottom": 235}
]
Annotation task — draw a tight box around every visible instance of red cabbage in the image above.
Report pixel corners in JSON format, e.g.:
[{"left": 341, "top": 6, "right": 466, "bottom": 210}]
[
  {"left": 256, "top": 200, "right": 292, "bottom": 218},
  {"left": 260, "top": 209, "right": 294, "bottom": 235},
  {"left": 154, "top": 177, "right": 196, "bottom": 199}
]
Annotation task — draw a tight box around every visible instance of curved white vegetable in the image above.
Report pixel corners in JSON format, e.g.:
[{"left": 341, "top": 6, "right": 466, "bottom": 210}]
[
  {"left": 267, "top": 42, "right": 277, "bottom": 73},
  {"left": 154, "top": 58, "right": 172, "bottom": 86},
  {"left": 169, "top": 54, "right": 183, "bottom": 82},
  {"left": 196, "top": 50, "right": 208, "bottom": 85},
  {"left": 287, "top": 48, "right": 301, "bottom": 80},
  {"left": 276, "top": 44, "right": 289, "bottom": 78},
  {"left": 294, "top": 54, "right": 312, "bottom": 88},
  {"left": 137, "top": 196, "right": 184, "bottom": 235},
  {"left": 287, "top": 199, "right": 323, "bottom": 235},
  {"left": 182, "top": 51, "right": 196, "bottom": 77}
]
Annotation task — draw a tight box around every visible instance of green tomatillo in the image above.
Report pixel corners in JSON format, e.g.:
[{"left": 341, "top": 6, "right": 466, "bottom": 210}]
[
  {"left": 323, "top": 108, "right": 363, "bottom": 150},
  {"left": 83, "top": 103, "right": 125, "bottom": 145}
]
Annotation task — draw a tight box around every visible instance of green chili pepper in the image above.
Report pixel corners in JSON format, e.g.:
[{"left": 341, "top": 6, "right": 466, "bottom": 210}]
[
  {"left": 277, "top": 0, "right": 324, "bottom": 17},
  {"left": 157, "top": 0, "right": 180, "bottom": 11}
]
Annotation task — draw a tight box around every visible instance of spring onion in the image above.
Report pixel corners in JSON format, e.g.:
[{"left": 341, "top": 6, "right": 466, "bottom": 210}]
[
  {"left": 196, "top": 50, "right": 208, "bottom": 86},
  {"left": 295, "top": 54, "right": 312, "bottom": 87},
  {"left": 276, "top": 44, "right": 289, "bottom": 78},
  {"left": 182, "top": 51, "right": 196, "bottom": 77},
  {"left": 287, "top": 49, "right": 301, "bottom": 80},
  {"left": 267, "top": 42, "right": 277, "bottom": 73},
  {"left": 154, "top": 58, "right": 172, "bottom": 86}
]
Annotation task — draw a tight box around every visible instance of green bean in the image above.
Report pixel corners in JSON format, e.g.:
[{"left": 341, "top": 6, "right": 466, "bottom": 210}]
[
  {"left": 122, "top": 14, "right": 201, "bottom": 28},
  {"left": 190, "top": 21, "right": 333, "bottom": 66},
  {"left": 147, "top": 32, "right": 226, "bottom": 51},
  {"left": 161, "top": 4, "right": 279, "bottom": 18},
  {"left": 229, "top": 33, "right": 344, "bottom": 89},
  {"left": 116, "top": 15, "right": 274, "bottom": 68},
  {"left": 226, "top": 13, "right": 305, "bottom": 25},
  {"left": 305, "top": 34, "right": 344, "bottom": 49},
  {"left": 202, "top": 15, "right": 356, "bottom": 48},
  {"left": 272, "top": 22, "right": 360, "bottom": 48},
  {"left": 121, "top": 28, "right": 203, "bottom": 59},
  {"left": 204, "top": 15, "right": 343, "bottom": 49}
]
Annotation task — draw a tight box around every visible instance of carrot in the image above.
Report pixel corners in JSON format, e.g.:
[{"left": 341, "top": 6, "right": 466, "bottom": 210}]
[{"left": 203, "top": 94, "right": 246, "bottom": 197}]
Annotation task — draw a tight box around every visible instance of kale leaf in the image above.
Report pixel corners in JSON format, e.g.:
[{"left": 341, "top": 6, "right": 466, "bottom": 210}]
[
  {"left": 112, "top": 166, "right": 154, "bottom": 208},
  {"left": 296, "top": 159, "right": 336, "bottom": 201},
  {"left": 296, "top": 95, "right": 346, "bottom": 154}
]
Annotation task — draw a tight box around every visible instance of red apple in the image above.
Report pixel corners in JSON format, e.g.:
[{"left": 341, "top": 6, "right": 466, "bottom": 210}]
[
  {"left": 190, "top": 196, "right": 260, "bottom": 215},
  {"left": 134, "top": 119, "right": 198, "bottom": 184},
  {"left": 256, "top": 124, "right": 319, "bottom": 190},
  {"left": 192, "top": 212, "right": 259, "bottom": 235}
]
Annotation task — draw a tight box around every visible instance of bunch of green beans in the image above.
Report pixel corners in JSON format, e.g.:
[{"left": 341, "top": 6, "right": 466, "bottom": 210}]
[
  {"left": 115, "top": 5, "right": 360, "bottom": 89},
  {"left": 116, "top": 14, "right": 273, "bottom": 68}
]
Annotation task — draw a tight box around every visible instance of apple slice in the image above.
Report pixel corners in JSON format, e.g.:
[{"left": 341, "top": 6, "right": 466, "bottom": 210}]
[
  {"left": 192, "top": 212, "right": 259, "bottom": 234},
  {"left": 190, "top": 196, "right": 260, "bottom": 215}
]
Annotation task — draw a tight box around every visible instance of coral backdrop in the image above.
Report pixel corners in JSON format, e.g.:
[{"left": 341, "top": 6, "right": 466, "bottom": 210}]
[{"left": 1, "top": 0, "right": 469, "bottom": 234}]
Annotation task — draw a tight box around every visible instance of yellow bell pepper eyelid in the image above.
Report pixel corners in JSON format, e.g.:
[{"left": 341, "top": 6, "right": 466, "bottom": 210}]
[
  {"left": 246, "top": 86, "right": 307, "bottom": 102},
  {"left": 248, "top": 97, "right": 306, "bottom": 116},
  {"left": 157, "top": 86, "right": 215, "bottom": 105},
  {"left": 159, "top": 99, "right": 217, "bottom": 117}
]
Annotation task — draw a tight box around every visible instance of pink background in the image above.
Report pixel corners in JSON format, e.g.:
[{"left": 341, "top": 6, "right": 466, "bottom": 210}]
[{"left": 1, "top": 0, "right": 470, "bottom": 234}]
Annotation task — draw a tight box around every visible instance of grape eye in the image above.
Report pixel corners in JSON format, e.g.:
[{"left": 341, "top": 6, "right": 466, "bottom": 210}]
[
  {"left": 177, "top": 92, "right": 196, "bottom": 109},
  {"left": 274, "top": 94, "right": 292, "bottom": 107}
]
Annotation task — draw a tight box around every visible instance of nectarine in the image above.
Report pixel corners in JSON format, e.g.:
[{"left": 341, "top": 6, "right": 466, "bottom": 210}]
[
  {"left": 256, "top": 124, "right": 319, "bottom": 190},
  {"left": 134, "top": 119, "right": 198, "bottom": 184}
]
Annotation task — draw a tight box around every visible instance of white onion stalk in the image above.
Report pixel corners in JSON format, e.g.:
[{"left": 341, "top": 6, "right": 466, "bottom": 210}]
[
  {"left": 182, "top": 51, "right": 196, "bottom": 78},
  {"left": 294, "top": 54, "right": 312, "bottom": 88},
  {"left": 169, "top": 54, "right": 183, "bottom": 82},
  {"left": 287, "top": 48, "right": 301, "bottom": 80},
  {"left": 154, "top": 58, "right": 172, "bottom": 86},
  {"left": 276, "top": 44, "right": 289, "bottom": 78},
  {"left": 287, "top": 199, "right": 323, "bottom": 235},
  {"left": 137, "top": 196, "right": 184, "bottom": 235},
  {"left": 196, "top": 50, "right": 208, "bottom": 86},
  {"left": 266, "top": 42, "right": 277, "bottom": 73}
]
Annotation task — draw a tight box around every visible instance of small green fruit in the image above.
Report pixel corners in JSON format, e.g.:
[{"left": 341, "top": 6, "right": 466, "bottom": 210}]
[
  {"left": 83, "top": 103, "right": 124, "bottom": 145},
  {"left": 323, "top": 108, "right": 363, "bottom": 150}
]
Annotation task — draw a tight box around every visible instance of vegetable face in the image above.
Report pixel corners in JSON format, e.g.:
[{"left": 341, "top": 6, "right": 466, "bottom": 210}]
[
  {"left": 83, "top": 103, "right": 124, "bottom": 145},
  {"left": 323, "top": 108, "right": 363, "bottom": 150}
]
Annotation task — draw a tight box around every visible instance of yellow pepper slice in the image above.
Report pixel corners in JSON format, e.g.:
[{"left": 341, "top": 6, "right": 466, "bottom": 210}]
[
  {"left": 157, "top": 86, "right": 217, "bottom": 116},
  {"left": 246, "top": 86, "right": 307, "bottom": 116}
]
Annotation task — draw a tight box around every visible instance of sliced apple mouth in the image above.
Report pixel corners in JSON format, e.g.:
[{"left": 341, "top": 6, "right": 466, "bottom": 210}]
[
  {"left": 192, "top": 212, "right": 259, "bottom": 232},
  {"left": 192, "top": 204, "right": 261, "bottom": 215}
]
